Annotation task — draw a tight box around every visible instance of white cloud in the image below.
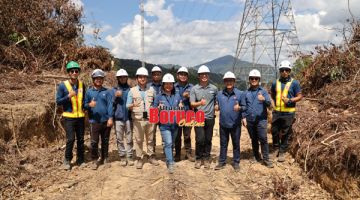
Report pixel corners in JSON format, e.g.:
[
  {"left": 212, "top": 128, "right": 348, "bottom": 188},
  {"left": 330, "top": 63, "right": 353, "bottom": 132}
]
[
  {"left": 105, "top": 0, "right": 360, "bottom": 67},
  {"left": 106, "top": 0, "right": 240, "bottom": 66},
  {"left": 69, "top": 0, "right": 84, "bottom": 10}
]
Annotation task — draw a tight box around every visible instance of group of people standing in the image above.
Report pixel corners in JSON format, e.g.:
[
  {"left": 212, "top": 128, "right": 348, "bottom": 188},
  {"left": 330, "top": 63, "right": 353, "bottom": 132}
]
[{"left": 56, "top": 59, "right": 302, "bottom": 174}]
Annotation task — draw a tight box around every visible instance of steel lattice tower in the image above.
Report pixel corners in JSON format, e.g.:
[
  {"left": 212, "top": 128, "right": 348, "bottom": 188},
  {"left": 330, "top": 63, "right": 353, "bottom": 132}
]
[{"left": 233, "top": 0, "right": 301, "bottom": 81}]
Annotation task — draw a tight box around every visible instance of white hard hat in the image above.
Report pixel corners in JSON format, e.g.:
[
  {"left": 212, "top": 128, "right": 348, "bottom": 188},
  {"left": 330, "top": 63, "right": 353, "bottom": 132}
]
[
  {"left": 177, "top": 67, "right": 188, "bottom": 74},
  {"left": 151, "top": 66, "right": 162, "bottom": 73},
  {"left": 279, "top": 60, "right": 292, "bottom": 70},
  {"left": 162, "top": 73, "right": 175, "bottom": 83},
  {"left": 91, "top": 69, "right": 105, "bottom": 78},
  {"left": 197, "top": 65, "right": 210, "bottom": 74},
  {"left": 249, "top": 69, "right": 261, "bottom": 78},
  {"left": 135, "top": 67, "right": 149, "bottom": 76},
  {"left": 116, "top": 69, "right": 128, "bottom": 77},
  {"left": 223, "top": 71, "right": 236, "bottom": 79}
]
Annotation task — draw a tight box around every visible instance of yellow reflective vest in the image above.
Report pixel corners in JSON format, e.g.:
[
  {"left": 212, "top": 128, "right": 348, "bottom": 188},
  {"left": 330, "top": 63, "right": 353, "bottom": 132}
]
[
  {"left": 62, "top": 80, "right": 85, "bottom": 118},
  {"left": 274, "top": 79, "right": 296, "bottom": 113}
]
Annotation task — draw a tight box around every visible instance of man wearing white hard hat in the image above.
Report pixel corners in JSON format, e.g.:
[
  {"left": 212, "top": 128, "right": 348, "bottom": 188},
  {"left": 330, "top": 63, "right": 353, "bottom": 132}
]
[
  {"left": 112, "top": 69, "right": 134, "bottom": 167},
  {"left": 174, "top": 66, "right": 195, "bottom": 162},
  {"left": 270, "top": 60, "right": 302, "bottom": 162},
  {"left": 126, "top": 67, "right": 158, "bottom": 169},
  {"left": 153, "top": 73, "right": 183, "bottom": 174},
  {"left": 190, "top": 65, "right": 218, "bottom": 169},
  {"left": 147, "top": 66, "right": 163, "bottom": 152},
  {"left": 85, "top": 69, "right": 114, "bottom": 170},
  {"left": 241, "top": 69, "right": 273, "bottom": 168},
  {"left": 214, "top": 71, "right": 244, "bottom": 171}
]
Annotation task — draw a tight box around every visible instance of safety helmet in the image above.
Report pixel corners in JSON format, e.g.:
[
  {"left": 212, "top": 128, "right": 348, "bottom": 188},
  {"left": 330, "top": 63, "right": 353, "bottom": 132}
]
[
  {"left": 249, "top": 69, "right": 261, "bottom": 78},
  {"left": 151, "top": 66, "right": 162, "bottom": 73},
  {"left": 223, "top": 71, "right": 236, "bottom": 80},
  {"left": 162, "top": 73, "right": 175, "bottom": 83},
  {"left": 116, "top": 69, "right": 128, "bottom": 77},
  {"left": 279, "top": 60, "right": 292, "bottom": 70},
  {"left": 91, "top": 69, "right": 105, "bottom": 78},
  {"left": 135, "top": 67, "right": 149, "bottom": 76},
  {"left": 197, "top": 65, "right": 210, "bottom": 74},
  {"left": 66, "top": 61, "right": 80, "bottom": 72},
  {"left": 177, "top": 66, "right": 188, "bottom": 74}
]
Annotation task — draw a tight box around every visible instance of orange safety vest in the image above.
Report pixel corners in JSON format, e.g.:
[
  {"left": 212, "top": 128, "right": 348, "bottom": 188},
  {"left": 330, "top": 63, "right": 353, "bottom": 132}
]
[
  {"left": 274, "top": 79, "right": 296, "bottom": 113},
  {"left": 62, "top": 80, "right": 85, "bottom": 118}
]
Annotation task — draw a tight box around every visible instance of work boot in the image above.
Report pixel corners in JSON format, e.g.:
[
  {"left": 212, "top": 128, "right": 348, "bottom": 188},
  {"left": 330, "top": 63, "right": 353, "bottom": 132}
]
[
  {"left": 232, "top": 163, "right": 240, "bottom": 171},
  {"left": 136, "top": 158, "right": 143, "bottom": 169},
  {"left": 185, "top": 152, "right": 195, "bottom": 162},
  {"left": 264, "top": 160, "right": 274, "bottom": 168},
  {"left": 195, "top": 160, "right": 201, "bottom": 169},
  {"left": 168, "top": 164, "right": 175, "bottom": 174},
  {"left": 127, "top": 156, "right": 134, "bottom": 166},
  {"left": 148, "top": 156, "right": 159, "bottom": 166},
  {"left": 90, "top": 160, "right": 99, "bottom": 170},
  {"left": 63, "top": 159, "right": 71, "bottom": 171},
  {"left": 214, "top": 163, "right": 225, "bottom": 170},
  {"left": 119, "top": 157, "right": 127, "bottom": 167},
  {"left": 174, "top": 155, "right": 181, "bottom": 162},
  {"left": 76, "top": 159, "right": 86, "bottom": 168},
  {"left": 203, "top": 160, "right": 211, "bottom": 169},
  {"left": 278, "top": 152, "right": 285, "bottom": 162}
]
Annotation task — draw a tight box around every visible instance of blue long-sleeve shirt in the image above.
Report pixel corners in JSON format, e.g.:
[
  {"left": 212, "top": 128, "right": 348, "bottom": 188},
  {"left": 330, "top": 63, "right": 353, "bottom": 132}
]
[
  {"left": 111, "top": 84, "right": 131, "bottom": 121},
  {"left": 216, "top": 88, "right": 244, "bottom": 128},
  {"left": 147, "top": 82, "right": 162, "bottom": 96},
  {"left": 241, "top": 86, "right": 271, "bottom": 122},
  {"left": 174, "top": 82, "right": 193, "bottom": 110},
  {"left": 84, "top": 87, "right": 113, "bottom": 123},
  {"left": 56, "top": 81, "right": 86, "bottom": 113},
  {"left": 153, "top": 91, "right": 182, "bottom": 131}
]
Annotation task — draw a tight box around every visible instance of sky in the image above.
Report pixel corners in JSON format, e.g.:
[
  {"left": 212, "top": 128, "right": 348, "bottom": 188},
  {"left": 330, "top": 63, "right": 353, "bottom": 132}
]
[{"left": 75, "top": 0, "right": 360, "bottom": 67}]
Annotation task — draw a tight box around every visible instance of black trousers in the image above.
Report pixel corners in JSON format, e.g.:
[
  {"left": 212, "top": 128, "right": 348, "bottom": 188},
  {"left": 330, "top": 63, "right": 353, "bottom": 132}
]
[
  {"left": 194, "top": 118, "right": 215, "bottom": 160},
  {"left": 64, "top": 117, "right": 85, "bottom": 162},
  {"left": 90, "top": 122, "right": 111, "bottom": 159},
  {"left": 271, "top": 112, "right": 295, "bottom": 153},
  {"left": 175, "top": 126, "right": 192, "bottom": 156}
]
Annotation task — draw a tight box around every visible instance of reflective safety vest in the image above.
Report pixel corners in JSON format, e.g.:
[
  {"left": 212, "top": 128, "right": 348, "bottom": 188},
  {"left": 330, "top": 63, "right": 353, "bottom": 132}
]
[
  {"left": 274, "top": 79, "right": 296, "bottom": 113},
  {"left": 63, "top": 80, "right": 85, "bottom": 118}
]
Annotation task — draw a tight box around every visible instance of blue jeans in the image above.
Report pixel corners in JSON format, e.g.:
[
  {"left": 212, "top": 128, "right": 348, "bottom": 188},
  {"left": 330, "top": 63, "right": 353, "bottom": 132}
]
[
  {"left": 246, "top": 119, "right": 270, "bottom": 161},
  {"left": 160, "top": 128, "right": 178, "bottom": 165},
  {"left": 219, "top": 125, "right": 241, "bottom": 165}
]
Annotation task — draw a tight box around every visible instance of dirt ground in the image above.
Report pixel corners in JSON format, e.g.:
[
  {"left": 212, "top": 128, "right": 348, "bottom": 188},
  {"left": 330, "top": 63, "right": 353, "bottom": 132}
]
[
  {"left": 0, "top": 71, "right": 332, "bottom": 200},
  {"left": 17, "top": 115, "right": 332, "bottom": 200}
]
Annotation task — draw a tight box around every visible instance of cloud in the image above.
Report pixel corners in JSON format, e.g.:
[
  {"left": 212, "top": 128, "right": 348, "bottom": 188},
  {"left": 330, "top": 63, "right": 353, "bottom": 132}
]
[
  {"left": 105, "top": 0, "right": 360, "bottom": 67},
  {"left": 106, "top": 0, "right": 240, "bottom": 66},
  {"left": 69, "top": 0, "right": 84, "bottom": 10}
]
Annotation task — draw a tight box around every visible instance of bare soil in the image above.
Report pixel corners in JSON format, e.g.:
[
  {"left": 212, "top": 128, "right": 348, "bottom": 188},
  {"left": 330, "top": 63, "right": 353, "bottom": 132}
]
[{"left": 0, "top": 71, "right": 333, "bottom": 200}]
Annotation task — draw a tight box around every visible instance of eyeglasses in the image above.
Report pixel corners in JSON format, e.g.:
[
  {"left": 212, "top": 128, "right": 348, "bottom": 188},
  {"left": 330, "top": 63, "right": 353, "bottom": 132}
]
[
  {"left": 249, "top": 77, "right": 260, "bottom": 81},
  {"left": 279, "top": 68, "right": 291, "bottom": 73},
  {"left": 69, "top": 69, "right": 79, "bottom": 74}
]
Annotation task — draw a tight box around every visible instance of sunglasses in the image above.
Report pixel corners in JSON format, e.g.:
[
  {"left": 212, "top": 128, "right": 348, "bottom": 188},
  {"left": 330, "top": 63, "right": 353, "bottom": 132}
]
[
  {"left": 279, "top": 68, "right": 291, "bottom": 73},
  {"left": 249, "top": 77, "right": 260, "bottom": 81},
  {"left": 69, "top": 69, "right": 79, "bottom": 74}
]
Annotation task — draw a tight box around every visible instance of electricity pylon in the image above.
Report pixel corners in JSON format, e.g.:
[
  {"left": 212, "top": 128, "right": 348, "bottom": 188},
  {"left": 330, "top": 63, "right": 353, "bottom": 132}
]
[{"left": 233, "top": 0, "right": 301, "bottom": 81}]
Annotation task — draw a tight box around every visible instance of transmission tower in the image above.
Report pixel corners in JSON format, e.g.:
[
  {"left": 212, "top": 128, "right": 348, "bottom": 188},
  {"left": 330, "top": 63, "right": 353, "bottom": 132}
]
[
  {"left": 233, "top": 0, "right": 301, "bottom": 81},
  {"left": 140, "top": 0, "right": 145, "bottom": 68}
]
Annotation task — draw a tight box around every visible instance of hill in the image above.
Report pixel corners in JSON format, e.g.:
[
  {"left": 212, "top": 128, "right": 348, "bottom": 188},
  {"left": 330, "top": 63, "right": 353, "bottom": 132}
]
[
  {"left": 193, "top": 55, "right": 275, "bottom": 84},
  {"left": 113, "top": 58, "right": 226, "bottom": 88}
]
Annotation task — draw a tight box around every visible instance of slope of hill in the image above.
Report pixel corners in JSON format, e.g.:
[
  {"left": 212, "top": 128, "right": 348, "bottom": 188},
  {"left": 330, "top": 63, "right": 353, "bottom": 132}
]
[
  {"left": 113, "top": 58, "right": 225, "bottom": 88},
  {"left": 194, "top": 55, "right": 275, "bottom": 84}
]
